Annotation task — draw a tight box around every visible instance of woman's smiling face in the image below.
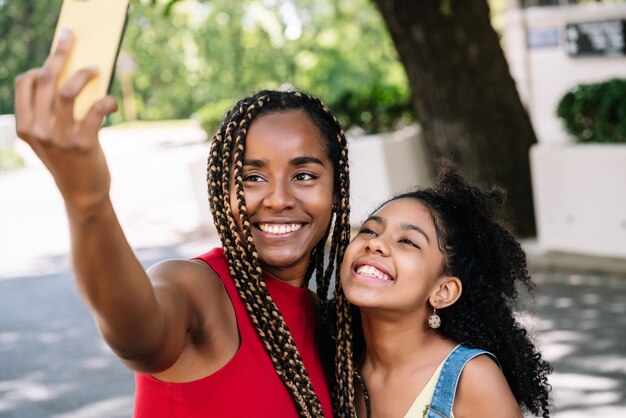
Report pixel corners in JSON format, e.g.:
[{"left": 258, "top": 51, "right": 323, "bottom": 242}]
[
  {"left": 230, "top": 110, "right": 335, "bottom": 284},
  {"left": 341, "top": 198, "right": 446, "bottom": 312}
]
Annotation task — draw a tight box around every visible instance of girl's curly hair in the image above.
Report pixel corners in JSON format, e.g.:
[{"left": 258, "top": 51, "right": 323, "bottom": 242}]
[{"left": 355, "top": 160, "right": 552, "bottom": 417}]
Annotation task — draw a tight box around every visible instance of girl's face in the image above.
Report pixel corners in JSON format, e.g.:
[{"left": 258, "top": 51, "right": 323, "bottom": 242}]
[
  {"left": 230, "top": 110, "right": 335, "bottom": 283},
  {"left": 341, "top": 198, "right": 445, "bottom": 312}
]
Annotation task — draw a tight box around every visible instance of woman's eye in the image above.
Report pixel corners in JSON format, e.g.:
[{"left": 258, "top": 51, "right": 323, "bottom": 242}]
[
  {"left": 243, "top": 174, "right": 264, "bottom": 182},
  {"left": 293, "top": 172, "right": 317, "bottom": 181},
  {"left": 400, "top": 238, "right": 420, "bottom": 249}
]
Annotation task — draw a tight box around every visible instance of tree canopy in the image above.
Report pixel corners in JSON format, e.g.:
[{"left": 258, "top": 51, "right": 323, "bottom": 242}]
[{"left": 1, "top": 0, "right": 412, "bottom": 134}]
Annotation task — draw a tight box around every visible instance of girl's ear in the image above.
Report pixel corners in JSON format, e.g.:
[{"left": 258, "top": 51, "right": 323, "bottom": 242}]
[{"left": 429, "top": 276, "right": 462, "bottom": 309}]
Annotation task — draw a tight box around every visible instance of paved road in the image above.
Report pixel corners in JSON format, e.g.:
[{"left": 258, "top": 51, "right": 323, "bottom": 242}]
[{"left": 1, "top": 126, "right": 625, "bottom": 417}]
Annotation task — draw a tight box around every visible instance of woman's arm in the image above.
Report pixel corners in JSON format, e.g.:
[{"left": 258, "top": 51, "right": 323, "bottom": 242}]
[{"left": 14, "top": 31, "right": 199, "bottom": 373}]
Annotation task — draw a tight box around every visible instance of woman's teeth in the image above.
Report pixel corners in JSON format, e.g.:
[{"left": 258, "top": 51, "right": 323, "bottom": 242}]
[
  {"left": 356, "top": 265, "right": 393, "bottom": 281},
  {"left": 258, "top": 223, "right": 302, "bottom": 235}
]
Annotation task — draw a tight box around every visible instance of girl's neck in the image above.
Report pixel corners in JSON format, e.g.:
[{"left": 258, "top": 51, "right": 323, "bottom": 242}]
[{"left": 360, "top": 309, "right": 447, "bottom": 372}]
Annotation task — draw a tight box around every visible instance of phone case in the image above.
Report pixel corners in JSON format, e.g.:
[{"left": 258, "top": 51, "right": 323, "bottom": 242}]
[{"left": 51, "top": 0, "right": 130, "bottom": 120}]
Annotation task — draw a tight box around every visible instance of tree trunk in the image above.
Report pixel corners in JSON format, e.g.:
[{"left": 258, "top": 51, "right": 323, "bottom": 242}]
[{"left": 372, "top": 0, "right": 537, "bottom": 236}]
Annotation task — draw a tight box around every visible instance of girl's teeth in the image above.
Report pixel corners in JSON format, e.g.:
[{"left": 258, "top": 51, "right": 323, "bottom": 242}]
[
  {"left": 356, "top": 265, "right": 392, "bottom": 281},
  {"left": 259, "top": 224, "right": 302, "bottom": 235}
]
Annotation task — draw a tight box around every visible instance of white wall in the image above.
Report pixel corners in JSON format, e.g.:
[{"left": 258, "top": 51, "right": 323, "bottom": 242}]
[
  {"left": 530, "top": 144, "right": 626, "bottom": 258},
  {"left": 347, "top": 125, "right": 432, "bottom": 226},
  {"left": 0, "top": 115, "right": 16, "bottom": 148},
  {"left": 503, "top": 3, "right": 626, "bottom": 144}
]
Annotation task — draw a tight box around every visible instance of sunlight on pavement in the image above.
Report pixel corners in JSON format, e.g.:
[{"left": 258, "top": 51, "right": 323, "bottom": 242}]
[
  {"left": 50, "top": 396, "right": 134, "bottom": 418},
  {"left": 0, "top": 373, "right": 73, "bottom": 412},
  {"left": 0, "top": 125, "right": 215, "bottom": 280}
]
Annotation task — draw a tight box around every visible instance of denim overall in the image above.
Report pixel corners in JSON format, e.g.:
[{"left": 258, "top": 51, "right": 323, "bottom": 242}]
[{"left": 423, "top": 345, "right": 498, "bottom": 418}]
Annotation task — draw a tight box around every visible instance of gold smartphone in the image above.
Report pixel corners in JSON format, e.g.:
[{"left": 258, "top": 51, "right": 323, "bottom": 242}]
[{"left": 51, "top": 0, "right": 130, "bottom": 120}]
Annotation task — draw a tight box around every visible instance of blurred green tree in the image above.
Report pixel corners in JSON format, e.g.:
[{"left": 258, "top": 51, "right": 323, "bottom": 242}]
[
  {"left": 109, "top": 1, "right": 203, "bottom": 122},
  {"left": 0, "top": 0, "right": 62, "bottom": 114},
  {"left": 180, "top": 0, "right": 412, "bottom": 134},
  {"left": 1, "top": 0, "right": 410, "bottom": 134}
]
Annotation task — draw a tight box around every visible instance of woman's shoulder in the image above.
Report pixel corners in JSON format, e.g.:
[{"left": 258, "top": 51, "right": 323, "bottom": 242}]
[
  {"left": 147, "top": 255, "right": 222, "bottom": 287},
  {"left": 146, "top": 250, "right": 230, "bottom": 315}
]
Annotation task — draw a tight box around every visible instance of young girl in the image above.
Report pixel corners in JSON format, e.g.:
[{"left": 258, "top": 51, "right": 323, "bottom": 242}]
[
  {"left": 340, "top": 163, "right": 552, "bottom": 418},
  {"left": 14, "top": 30, "right": 356, "bottom": 417}
]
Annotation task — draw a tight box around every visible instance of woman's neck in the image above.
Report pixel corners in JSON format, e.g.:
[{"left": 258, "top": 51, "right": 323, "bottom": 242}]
[{"left": 260, "top": 262, "right": 306, "bottom": 288}]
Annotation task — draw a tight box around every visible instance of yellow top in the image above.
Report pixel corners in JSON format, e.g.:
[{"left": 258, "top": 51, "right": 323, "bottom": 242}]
[{"left": 403, "top": 347, "right": 458, "bottom": 418}]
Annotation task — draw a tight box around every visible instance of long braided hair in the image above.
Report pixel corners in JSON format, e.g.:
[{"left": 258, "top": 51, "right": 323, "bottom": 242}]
[{"left": 207, "top": 90, "right": 357, "bottom": 417}]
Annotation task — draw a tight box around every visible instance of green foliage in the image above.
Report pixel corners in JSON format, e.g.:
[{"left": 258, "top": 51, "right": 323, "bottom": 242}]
[
  {"left": 333, "top": 83, "right": 413, "bottom": 134},
  {"left": 195, "top": 99, "right": 235, "bottom": 136},
  {"left": 1, "top": 0, "right": 412, "bottom": 134},
  {"left": 0, "top": 0, "right": 63, "bottom": 114},
  {"left": 556, "top": 78, "right": 626, "bottom": 143},
  {"left": 152, "top": 0, "right": 412, "bottom": 134},
  {"left": 108, "top": 0, "right": 204, "bottom": 123},
  {"left": 0, "top": 147, "right": 24, "bottom": 172}
]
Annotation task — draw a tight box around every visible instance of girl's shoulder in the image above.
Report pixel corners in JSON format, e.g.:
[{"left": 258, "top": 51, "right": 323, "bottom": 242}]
[{"left": 453, "top": 347, "right": 521, "bottom": 418}]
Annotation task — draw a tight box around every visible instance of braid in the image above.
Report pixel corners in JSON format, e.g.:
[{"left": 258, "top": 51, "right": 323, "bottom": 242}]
[
  {"left": 296, "top": 93, "right": 357, "bottom": 417},
  {"left": 207, "top": 90, "right": 355, "bottom": 417}
]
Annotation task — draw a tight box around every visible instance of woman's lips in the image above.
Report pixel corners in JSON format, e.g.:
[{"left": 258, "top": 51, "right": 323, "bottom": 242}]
[{"left": 257, "top": 223, "right": 303, "bottom": 235}]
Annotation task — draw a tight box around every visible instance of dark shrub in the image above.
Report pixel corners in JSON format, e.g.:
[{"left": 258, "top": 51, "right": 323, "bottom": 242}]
[{"left": 556, "top": 78, "right": 626, "bottom": 143}]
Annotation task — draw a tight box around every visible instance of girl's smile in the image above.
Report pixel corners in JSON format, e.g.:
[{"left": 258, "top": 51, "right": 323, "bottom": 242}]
[
  {"left": 352, "top": 259, "right": 395, "bottom": 283},
  {"left": 341, "top": 198, "right": 444, "bottom": 311}
]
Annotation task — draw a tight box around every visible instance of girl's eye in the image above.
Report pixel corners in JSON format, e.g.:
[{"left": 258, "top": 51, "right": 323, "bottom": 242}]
[
  {"left": 359, "top": 227, "right": 377, "bottom": 237},
  {"left": 293, "top": 172, "right": 317, "bottom": 181},
  {"left": 400, "top": 238, "right": 420, "bottom": 249}
]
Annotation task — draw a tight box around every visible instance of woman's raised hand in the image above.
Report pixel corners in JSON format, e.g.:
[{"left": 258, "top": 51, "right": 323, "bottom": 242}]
[{"left": 14, "top": 29, "right": 118, "bottom": 216}]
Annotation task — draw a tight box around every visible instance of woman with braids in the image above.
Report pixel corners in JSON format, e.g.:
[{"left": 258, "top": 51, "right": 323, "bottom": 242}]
[
  {"left": 14, "top": 31, "right": 358, "bottom": 417},
  {"left": 340, "top": 162, "right": 553, "bottom": 418}
]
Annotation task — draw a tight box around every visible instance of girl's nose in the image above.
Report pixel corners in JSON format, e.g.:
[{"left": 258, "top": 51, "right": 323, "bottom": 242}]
[{"left": 365, "top": 236, "right": 389, "bottom": 256}]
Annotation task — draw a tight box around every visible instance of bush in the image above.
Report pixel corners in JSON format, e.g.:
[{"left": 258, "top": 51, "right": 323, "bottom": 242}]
[
  {"left": 332, "top": 83, "right": 414, "bottom": 135},
  {"left": 556, "top": 78, "right": 626, "bottom": 143},
  {"left": 194, "top": 99, "right": 236, "bottom": 139},
  {"left": 0, "top": 147, "right": 24, "bottom": 172}
]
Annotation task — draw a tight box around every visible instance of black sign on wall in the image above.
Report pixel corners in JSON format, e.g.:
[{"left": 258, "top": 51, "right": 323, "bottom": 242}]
[{"left": 565, "top": 19, "right": 626, "bottom": 57}]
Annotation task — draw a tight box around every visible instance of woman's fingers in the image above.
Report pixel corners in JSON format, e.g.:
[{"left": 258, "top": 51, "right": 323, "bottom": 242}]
[
  {"left": 33, "top": 29, "right": 75, "bottom": 137},
  {"left": 14, "top": 69, "right": 40, "bottom": 143},
  {"left": 78, "top": 96, "right": 118, "bottom": 142},
  {"left": 52, "top": 66, "right": 100, "bottom": 146}
]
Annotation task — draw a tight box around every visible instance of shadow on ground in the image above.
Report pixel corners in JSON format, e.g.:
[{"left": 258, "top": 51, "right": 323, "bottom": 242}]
[
  {"left": 522, "top": 268, "right": 626, "bottom": 417},
  {"left": 0, "top": 243, "right": 204, "bottom": 418}
]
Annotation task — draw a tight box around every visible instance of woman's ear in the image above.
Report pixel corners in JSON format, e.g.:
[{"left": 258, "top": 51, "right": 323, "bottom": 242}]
[{"left": 429, "top": 276, "right": 462, "bottom": 309}]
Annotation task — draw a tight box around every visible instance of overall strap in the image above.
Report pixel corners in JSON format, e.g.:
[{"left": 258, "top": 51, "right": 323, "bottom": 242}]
[{"left": 424, "top": 345, "right": 498, "bottom": 418}]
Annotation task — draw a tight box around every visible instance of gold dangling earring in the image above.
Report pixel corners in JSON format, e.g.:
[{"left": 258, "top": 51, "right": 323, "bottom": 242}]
[{"left": 428, "top": 306, "right": 441, "bottom": 329}]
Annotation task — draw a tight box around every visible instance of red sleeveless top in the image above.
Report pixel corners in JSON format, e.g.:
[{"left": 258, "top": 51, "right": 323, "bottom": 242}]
[{"left": 133, "top": 247, "right": 333, "bottom": 417}]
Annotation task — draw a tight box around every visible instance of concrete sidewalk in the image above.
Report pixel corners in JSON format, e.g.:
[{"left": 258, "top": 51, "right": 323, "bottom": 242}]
[{"left": 0, "top": 123, "right": 213, "bottom": 279}]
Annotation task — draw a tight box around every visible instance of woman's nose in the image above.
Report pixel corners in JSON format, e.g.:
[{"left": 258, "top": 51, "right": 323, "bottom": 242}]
[{"left": 262, "top": 181, "right": 296, "bottom": 210}]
